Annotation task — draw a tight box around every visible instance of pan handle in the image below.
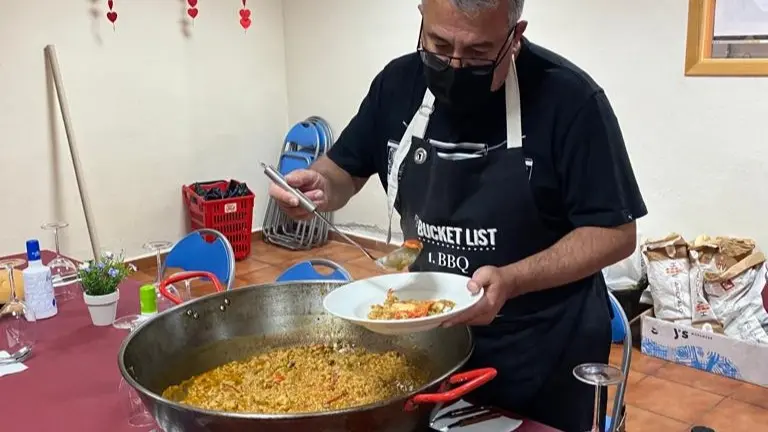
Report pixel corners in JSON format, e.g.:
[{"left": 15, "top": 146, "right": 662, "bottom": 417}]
[
  {"left": 403, "top": 368, "right": 497, "bottom": 412},
  {"left": 158, "top": 271, "right": 224, "bottom": 305}
]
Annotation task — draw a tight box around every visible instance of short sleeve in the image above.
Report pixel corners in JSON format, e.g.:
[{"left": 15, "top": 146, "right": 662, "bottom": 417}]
[
  {"left": 555, "top": 91, "right": 647, "bottom": 228},
  {"left": 325, "top": 73, "right": 384, "bottom": 179}
]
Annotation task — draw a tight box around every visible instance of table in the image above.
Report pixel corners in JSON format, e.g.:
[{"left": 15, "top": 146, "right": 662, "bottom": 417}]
[
  {"left": 1, "top": 250, "right": 558, "bottom": 432},
  {"left": 2, "top": 250, "right": 149, "bottom": 432}
]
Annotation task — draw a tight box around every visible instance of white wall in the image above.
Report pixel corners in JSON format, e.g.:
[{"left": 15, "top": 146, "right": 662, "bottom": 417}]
[
  {"left": 5, "top": 0, "right": 767, "bottom": 260},
  {"left": 283, "top": 0, "right": 420, "bottom": 242},
  {"left": 283, "top": 0, "right": 768, "bottom": 247},
  {"left": 0, "top": 0, "right": 288, "bottom": 259}
]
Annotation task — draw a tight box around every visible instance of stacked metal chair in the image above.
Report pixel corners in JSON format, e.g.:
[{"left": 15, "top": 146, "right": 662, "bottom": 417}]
[{"left": 262, "top": 116, "right": 334, "bottom": 250}]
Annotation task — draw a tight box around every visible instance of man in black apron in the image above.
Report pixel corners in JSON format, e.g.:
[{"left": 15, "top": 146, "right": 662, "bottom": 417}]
[{"left": 269, "top": 0, "right": 646, "bottom": 430}]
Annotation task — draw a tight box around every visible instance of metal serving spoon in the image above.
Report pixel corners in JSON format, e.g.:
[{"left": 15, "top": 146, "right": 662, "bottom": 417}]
[
  {"left": 261, "top": 162, "right": 377, "bottom": 261},
  {"left": 374, "top": 240, "right": 423, "bottom": 271},
  {"left": 261, "top": 162, "right": 427, "bottom": 271}
]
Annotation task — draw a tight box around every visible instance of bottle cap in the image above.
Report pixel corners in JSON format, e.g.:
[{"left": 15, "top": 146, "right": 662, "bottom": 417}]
[
  {"left": 139, "top": 284, "right": 158, "bottom": 315},
  {"left": 26, "top": 239, "right": 41, "bottom": 262}
]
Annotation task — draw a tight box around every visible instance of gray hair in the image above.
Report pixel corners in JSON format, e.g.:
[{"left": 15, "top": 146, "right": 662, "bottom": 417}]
[{"left": 446, "top": 0, "right": 524, "bottom": 25}]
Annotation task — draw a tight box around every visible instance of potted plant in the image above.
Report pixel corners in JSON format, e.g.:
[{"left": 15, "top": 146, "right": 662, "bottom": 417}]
[{"left": 79, "top": 251, "right": 136, "bottom": 326}]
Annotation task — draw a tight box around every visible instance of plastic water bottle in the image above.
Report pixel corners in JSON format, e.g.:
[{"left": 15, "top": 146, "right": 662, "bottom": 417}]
[{"left": 22, "top": 239, "right": 58, "bottom": 320}]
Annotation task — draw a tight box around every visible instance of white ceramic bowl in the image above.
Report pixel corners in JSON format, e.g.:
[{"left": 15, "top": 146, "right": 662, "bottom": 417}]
[{"left": 323, "top": 272, "right": 484, "bottom": 335}]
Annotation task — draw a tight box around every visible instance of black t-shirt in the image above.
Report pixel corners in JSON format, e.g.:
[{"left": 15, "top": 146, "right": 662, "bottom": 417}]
[{"left": 328, "top": 39, "right": 647, "bottom": 238}]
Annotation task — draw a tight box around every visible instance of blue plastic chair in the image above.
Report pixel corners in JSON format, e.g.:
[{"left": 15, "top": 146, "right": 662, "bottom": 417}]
[
  {"left": 160, "top": 229, "right": 236, "bottom": 291},
  {"left": 610, "top": 296, "right": 626, "bottom": 343},
  {"left": 279, "top": 122, "right": 323, "bottom": 178},
  {"left": 307, "top": 116, "right": 332, "bottom": 154},
  {"left": 606, "top": 290, "right": 631, "bottom": 432},
  {"left": 283, "top": 122, "right": 322, "bottom": 156},
  {"left": 276, "top": 259, "right": 352, "bottom": 283},
  {"left": 278, "top": 152, "right": 315, "bottom": 176}
]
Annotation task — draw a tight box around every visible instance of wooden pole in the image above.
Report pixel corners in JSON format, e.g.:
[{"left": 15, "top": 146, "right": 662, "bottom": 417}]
[{"left": 44, "top": 45, "right": 101, "bottom": 260}]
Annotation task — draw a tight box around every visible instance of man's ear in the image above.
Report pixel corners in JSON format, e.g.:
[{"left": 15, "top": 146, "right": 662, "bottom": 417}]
[{"left": 514, "top": 20, "right": 528, "bottom": 41}]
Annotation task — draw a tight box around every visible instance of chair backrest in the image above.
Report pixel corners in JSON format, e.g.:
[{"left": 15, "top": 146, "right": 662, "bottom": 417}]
[
  {"left": 278, "top": 152, "right": 315, "bottom": 176},
  {"left": 284, "top": 122, "right": 321, "bottom": 155},
  {"left": 608, "top": 290, "right": 632, "bottom": 432},
  {"left": 306, "top": 116, "right": 332, "bottom": 154},
  {"left": 276, "top": 259, "right": 352, "bottom": 283},
  {"left": 161, "top": 229, "right": 235, "bottom": 290}
]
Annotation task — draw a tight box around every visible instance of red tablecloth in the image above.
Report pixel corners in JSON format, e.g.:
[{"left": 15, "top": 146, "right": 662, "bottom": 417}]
[
  {"left": 2, "top": 250, "right": 149, "bottom": 432},
  {"left": 1, "top": 250, "right": 557, "bottom": 432}
]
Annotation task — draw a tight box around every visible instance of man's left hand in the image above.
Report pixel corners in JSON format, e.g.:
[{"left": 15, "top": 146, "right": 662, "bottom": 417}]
[{"left": 442, "top": 265, "right": 515, "bottom": 327}]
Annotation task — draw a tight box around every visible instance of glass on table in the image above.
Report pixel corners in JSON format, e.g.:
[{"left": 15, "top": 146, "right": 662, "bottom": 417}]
[
  {"left": 41, "top": 221, "right": 79, "bottom": 302},
  {"left": 573, "top": 363, "right": 624, "bottom": 432},
  {"left": 113, "top": 314, "right": 155, "bottom": 428},
  {"left": 142, "top": 241, "right": 173, "bottom": 311},
  {"left": 142, "top": 241, "right": 173, "bottom": 286},
  {"left": 0, "top": 258, "right": 36, "bottom": 365}
]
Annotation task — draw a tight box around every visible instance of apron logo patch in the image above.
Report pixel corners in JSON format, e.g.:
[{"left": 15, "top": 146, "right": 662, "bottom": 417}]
[
  {"left": 415, "top": 216, "right": 498, "bottom": 275},
  {"left": 414, "top": 148, "right": 428, "bottom": 164}
]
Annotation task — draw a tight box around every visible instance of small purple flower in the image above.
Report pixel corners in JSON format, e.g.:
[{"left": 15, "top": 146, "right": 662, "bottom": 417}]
[
  {"left": 108, "top": 268, "right": 119, "bottom": 278},
  {"left": 97, "top": 262, "right": 105, "bottom": 269}
]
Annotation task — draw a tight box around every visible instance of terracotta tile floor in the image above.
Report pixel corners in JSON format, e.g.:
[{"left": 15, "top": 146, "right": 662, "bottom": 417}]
[{"left": 136, "top": 240, "right": 768, "bottom": 432}]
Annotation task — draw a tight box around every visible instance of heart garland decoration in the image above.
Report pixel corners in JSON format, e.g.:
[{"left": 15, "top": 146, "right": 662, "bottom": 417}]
[
  {"left": 239, "top": 0, "right": 251, "bottom": 31},
  {"left": 106, "top": 0, "right": 118, "bottom": 30},
  {"left": 100, "top": 0, "right": 259, "bottom": 32},
  {"left": 187, "top": 0, "right": 199, "bottom": 22}
]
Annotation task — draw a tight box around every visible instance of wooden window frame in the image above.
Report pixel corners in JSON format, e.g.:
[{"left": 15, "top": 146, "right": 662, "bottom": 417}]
[{"left": 685, "top": 0, "right": 768, "bottom": 76}]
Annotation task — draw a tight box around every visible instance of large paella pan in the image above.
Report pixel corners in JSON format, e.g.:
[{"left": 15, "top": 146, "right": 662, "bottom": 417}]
[{"left": 118, "top": 271, "right": 495, "bottom": 432}]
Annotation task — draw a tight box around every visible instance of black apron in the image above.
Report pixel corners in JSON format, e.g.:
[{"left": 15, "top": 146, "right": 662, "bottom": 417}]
[{"left": 385, "top": 65, "right": 611, "bottom": 432}]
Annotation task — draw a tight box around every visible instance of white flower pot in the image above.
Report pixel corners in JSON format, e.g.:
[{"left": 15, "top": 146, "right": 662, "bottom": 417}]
[{"left": 83, "top": 290, "right": 120, "bottom": 326}]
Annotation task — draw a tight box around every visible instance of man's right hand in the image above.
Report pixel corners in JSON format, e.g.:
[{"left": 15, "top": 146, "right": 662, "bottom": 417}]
[{"left": 268, "top": 169, "right": 330, "bottom": 220}]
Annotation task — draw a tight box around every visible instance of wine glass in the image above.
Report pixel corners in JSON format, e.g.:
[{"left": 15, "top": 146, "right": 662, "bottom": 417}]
[
  {"left": 113, "top": 314, "right": 155, "bottom": 427},
  {"left": 41, "top": 222, "right": 79, "bottom": 302},
  {"left": 142, "top": 241, "right": 173, "bottom": 286},
  {"left": 0, "top": 258, "right": 36, "bottom": 365},
  {"left": 573, "top": 363, "right": 624, "bottom": 432}
]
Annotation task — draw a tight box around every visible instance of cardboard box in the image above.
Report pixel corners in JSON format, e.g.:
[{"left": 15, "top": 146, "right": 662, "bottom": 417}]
[{"left": 641, "top": 314, "right": 768, "bottom": 387}]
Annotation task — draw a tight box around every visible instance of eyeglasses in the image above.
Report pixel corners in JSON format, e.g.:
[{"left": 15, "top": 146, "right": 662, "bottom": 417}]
[
  {"left": 418, "top": 50, "right": 497, "bottom": 75},
  {"left": 417, "top": 22, "right": 516, "bottom": 75}
]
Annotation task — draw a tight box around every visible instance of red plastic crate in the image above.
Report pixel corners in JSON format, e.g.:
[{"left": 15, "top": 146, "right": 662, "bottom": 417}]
[{"left": 182, "top": 180, "right": 255, "bottom": 260}]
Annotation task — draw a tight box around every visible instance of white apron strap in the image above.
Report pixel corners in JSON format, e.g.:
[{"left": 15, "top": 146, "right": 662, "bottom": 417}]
[
  {"left": 505, "top": 57, "right": 523, "bottom": 149},
  {"left": 384, "top": 57, "right": 521, "bottom": 242},
  {"left": 385, "top": 90, "right": 436, "bottom": 243}
]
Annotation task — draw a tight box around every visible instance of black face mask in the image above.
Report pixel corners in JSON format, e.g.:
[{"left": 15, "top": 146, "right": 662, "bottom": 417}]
[
  {"left": 421, "top": 52, "right": 496, "bottom": 110},
  {"left": 417, "top": 23, "right": 516, "bottom": 111}
]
